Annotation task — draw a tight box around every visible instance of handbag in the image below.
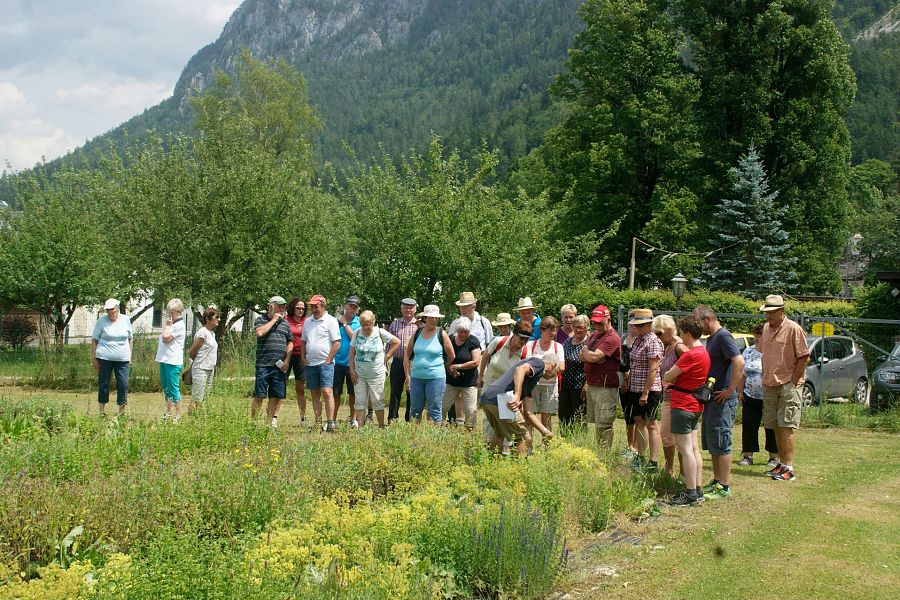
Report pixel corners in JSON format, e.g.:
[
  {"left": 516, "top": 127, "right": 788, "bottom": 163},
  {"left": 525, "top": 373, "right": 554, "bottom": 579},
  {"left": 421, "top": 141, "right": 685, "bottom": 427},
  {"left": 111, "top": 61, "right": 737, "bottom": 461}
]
[
  {"left": 671, "top": 381, "right": 714, "bottom": 404},
  {"left": 181, "top": 367, "right": 192, "bottom": 385}
]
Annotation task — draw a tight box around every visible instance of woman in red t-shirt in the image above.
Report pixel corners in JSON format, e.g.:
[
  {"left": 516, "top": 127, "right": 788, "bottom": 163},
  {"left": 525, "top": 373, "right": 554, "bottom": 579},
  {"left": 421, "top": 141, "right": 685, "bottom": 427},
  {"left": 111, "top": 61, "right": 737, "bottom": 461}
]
[
  {"left": 286, "top": 297, "right": 308, "bottom": 424},
  {"left": 663, "top": 314, "right": 710, "bottom": 506}
]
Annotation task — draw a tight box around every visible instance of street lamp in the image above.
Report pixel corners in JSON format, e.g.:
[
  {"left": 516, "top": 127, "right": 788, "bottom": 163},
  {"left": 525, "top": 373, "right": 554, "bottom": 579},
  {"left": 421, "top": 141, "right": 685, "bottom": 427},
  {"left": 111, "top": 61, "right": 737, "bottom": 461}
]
[{"left": 671, "top": 273, "right": 687, "bottom": 313}]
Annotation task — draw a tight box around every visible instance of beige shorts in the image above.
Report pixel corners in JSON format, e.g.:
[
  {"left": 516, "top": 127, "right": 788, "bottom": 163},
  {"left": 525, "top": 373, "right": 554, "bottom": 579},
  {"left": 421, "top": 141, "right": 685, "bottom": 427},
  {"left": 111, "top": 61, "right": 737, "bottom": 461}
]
[
  {"left": 481, "top": 403, "right": 527, "bottom": 442},
  {"left": 353, "top": 375, "right": 386, "bottom": 411},
  {"left": 532, "top": 385, "right": 559, "bottom": 415},
  {"left": 442, "top": 385, "right": 478, "bottom": 428},
  {"left": 585, "top": 385, "right": 618, "bottom": 429},
  {"left": 763, "top": 383, "right": 802, "bottom": 429}
]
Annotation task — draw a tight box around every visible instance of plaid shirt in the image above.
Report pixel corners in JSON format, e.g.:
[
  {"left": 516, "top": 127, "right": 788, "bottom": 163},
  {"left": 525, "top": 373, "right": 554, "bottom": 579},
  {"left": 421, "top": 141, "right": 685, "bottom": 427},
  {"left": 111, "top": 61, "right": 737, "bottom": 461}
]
[
  {"left": 628, "top": 332, "right": 663, "bottom": 393},
  {"left": 388, "top": 317, "right": 418, "bottom": 355}
]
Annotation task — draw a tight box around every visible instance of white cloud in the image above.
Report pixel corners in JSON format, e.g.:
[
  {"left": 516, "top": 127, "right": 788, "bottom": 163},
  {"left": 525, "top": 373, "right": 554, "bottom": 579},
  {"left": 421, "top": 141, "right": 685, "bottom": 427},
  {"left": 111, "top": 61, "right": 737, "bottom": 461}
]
[
  {"left": 0, "top": 118, "right": 77, "bottom": 170},
  {"left": 0, "top": 82, "right": 27, "bottom": 111},
  {"left": 0, "top": 0, "right": 238, "bottom": 170}
]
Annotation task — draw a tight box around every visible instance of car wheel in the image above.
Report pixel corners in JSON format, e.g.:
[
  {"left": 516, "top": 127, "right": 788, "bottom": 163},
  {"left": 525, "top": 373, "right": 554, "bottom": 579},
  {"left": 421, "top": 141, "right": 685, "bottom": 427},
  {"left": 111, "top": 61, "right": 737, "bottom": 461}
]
[
  {"left": 853, "top": 378, "right": 868, "bottom": 405},
  {"left": 800, "top": 383, "right": 816, "bottom": 407}
]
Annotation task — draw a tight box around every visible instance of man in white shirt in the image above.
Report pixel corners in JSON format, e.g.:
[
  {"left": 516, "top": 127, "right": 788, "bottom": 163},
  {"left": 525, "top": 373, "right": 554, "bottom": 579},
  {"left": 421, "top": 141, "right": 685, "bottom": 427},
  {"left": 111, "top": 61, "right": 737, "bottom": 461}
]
[
  {"left": 448, "top": 291, "right": 494, "bottom": 349},
  {"left": 301, "top": 294, "right": 341, "bottom": 432}
]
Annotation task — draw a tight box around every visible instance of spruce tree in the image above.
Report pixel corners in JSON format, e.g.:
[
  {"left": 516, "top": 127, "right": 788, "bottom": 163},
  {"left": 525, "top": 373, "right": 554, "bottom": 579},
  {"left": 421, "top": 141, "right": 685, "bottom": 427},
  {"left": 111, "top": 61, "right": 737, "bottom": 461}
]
[{"left": 703, "top": 145, "right": 795, "bottom": 296}]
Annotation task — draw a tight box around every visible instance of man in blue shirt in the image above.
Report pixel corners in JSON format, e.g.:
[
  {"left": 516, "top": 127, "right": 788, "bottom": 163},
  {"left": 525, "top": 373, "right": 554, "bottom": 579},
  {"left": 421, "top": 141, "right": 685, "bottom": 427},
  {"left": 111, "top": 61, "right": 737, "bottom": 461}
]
[
  {"left": 694, "top": 305, "right": 745, "bottom": 500},
  {"left": 334, "top": 295, "right": 362, "bottom": 427}
]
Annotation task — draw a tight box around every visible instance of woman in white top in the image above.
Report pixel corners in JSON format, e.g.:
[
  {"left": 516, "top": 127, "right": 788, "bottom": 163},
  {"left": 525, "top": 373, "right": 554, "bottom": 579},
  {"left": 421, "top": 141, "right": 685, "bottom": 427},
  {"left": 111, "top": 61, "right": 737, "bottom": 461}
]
[
  {"left": 522, "top": 315, "right": 565, "bottom": 439},
  {"left": 156, "top": 298, "right": 187, "bottom": 421},
  {"left": 349, "top": 311, "right": 400, "bottom": 428},
  {"left": 187, "top": 307, "right": 220, "bottom": 411}
]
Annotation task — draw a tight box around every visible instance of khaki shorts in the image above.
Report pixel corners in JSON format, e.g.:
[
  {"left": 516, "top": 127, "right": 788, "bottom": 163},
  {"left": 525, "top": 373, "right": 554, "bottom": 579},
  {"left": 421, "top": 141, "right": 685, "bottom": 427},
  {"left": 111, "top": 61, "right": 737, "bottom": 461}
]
[
  {"left": 531, "top": 385, "right": 559, "bottom": 414},
  {"left": 353, "top": 375, "right": 386, "bottom": 411},
  {"left": 585, "top": 385, "right": 618, "bottom": 429},
  {"left": 763, "top": 383, "right": 802, "bottom": 429},
  {"left": 442, "top": 385, "right": 478, "bottom": 428},
  {"left": 481, "top": 403, "right": 527, "bottom": 442}
]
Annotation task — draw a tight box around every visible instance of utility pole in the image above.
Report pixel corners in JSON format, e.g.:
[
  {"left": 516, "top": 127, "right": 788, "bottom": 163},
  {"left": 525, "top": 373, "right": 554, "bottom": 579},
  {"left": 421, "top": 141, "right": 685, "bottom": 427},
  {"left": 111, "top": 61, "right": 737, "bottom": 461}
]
[{"left": 629, "top": 237, "right": 637, "bottom": 290}]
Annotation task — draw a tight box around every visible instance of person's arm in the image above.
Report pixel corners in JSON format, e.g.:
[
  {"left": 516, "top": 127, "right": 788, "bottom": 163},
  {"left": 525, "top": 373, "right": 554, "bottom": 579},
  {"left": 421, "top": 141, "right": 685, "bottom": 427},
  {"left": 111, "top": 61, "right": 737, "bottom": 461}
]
[
  {"left": 663, "top": 364, "right": 684, "bottom": 385},
  {"left": 281, "top": 339, "right": 293, "bottom": 372},
  {"left": 477, "top": 343, "right": 493, "bottom": 388},
  {"left": 404, "top": 337, "right": 414, "bottom": 388},
  {"left": 441, "top": 332, "right": 456, "bottom": 368},
  {"left": 91, "top": 339, "right": 100, "bottom": 370},
  {"left": 508, "top": 362, "right": 535, "bottom": 412},
  {"left": 791, "top": 354, "right": 811, "bottom": 386},
  {"left": 384, "top": 333, "right": 401, "bottom": 361},
  {"left": 640, "top": 357, "right": 661, "bottom": 405},
  {"left": 326, "top": 340, "right": 340, "bottom": 365},
  {"left": 161, "top": 319, "right": 175, "bottom": 344},
  {"left": 715, "top": 354, "right": 745, "bottom": 403},
  {"left": 349, "top": 339, "right": 358, "bottom": 384},
  {"left": 255, "top": 314, "right": 282, "bottom": 337},
  {"left": 187, "top": 335, "right": 204, "bottom": 360}
]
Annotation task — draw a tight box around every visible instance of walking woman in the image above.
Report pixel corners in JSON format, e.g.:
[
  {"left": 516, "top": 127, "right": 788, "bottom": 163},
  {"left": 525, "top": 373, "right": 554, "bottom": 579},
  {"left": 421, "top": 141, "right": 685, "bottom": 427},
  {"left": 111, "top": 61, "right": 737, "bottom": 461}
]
[
  {"left": 187, "top": 307, "right": 220, "bottom": 411},
  {"left": 156, "top": 299, "right": 187, "bottom": 421},
  {"left": 404, "top": 305, "right": 455, "bottom": 423},
  {"left": 559, "top": 314, "right": 589, "bottom": 428},
  {"left": 91, "top": 298, "right": 133, "bottom": 416}
]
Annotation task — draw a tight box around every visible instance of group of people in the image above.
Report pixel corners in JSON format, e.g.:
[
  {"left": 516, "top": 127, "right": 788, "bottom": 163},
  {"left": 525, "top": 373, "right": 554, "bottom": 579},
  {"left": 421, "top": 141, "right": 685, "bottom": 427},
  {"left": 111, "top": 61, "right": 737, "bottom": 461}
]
[{"left": 90, "top": 289, "right": 810, "bottom": 505}]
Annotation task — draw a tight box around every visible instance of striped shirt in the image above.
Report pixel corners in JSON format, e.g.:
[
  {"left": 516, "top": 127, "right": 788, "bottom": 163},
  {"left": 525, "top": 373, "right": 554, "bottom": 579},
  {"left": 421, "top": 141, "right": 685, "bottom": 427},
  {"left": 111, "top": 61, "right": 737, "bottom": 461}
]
[{"left": 388, "top": 317, "right": 418, "bottom": 355}]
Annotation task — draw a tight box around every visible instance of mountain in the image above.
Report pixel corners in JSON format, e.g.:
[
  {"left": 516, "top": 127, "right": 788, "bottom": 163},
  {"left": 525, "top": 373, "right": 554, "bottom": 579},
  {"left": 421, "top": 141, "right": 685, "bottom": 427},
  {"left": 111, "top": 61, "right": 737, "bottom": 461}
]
[
  {"left": 36, "top": 0, "right": 584, "bottom": 178},
  {"left": 3, "top": 0, "right": 897, "bottom": 206}
]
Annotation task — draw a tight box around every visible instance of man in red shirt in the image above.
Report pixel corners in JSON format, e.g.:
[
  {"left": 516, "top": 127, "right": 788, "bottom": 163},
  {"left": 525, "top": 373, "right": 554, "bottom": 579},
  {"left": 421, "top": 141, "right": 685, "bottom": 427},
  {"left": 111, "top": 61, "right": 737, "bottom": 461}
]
[{"left": 581, "top": 305, "right": 622, "bottom": 449}]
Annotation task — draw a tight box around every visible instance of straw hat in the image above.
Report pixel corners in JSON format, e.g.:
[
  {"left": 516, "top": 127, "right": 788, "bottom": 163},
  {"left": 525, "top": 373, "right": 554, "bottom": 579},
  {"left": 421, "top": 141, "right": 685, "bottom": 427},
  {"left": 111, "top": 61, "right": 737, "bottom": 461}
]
[
  {"left": 418, "top": 304, "right": 445, "bottom": 319},
  {"left": 455, "top": 291, "right": 477, "bottom": 306},
  {"left": 491, "top": 312, "right": 516, "bottom": 327},
  {"left": 759, "top": 294, "right": 786, "bottom": 312},
  {"left": 517, "top": 297, "right": 538, "bottom": 311},
  {"left": 628, "top": 308, "right": 654, "bottom": 325}
]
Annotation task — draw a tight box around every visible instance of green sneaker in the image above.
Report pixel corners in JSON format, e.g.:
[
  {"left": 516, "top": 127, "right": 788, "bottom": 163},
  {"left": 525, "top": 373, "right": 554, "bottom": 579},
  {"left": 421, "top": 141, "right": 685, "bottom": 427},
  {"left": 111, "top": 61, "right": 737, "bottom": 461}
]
[
  {"left": 701, "top": 480, "right": 719, "bottom": 494},
  {"left": 703, "top": 482, "right": 732, "bottom": 500}
]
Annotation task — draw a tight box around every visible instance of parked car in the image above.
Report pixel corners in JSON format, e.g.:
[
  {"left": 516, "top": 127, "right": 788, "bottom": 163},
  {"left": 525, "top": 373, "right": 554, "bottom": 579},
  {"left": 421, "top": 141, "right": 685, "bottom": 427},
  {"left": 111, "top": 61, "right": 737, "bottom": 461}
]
[
  {"left": 699, "top": 332, "right": 754, "bottom": 352},
  {"left": 803, "top": 336, "right": 869, "bottom": 406},
  {"left": 871, "top": 341, "right": 900, "bottom": 413}
]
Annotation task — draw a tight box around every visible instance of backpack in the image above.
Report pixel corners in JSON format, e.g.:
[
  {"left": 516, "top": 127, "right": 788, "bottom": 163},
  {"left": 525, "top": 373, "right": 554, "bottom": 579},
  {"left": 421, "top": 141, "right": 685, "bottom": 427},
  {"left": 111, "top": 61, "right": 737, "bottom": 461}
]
[
  {"left": 409, "top": 327, "right": 448, "bottom": 361},
  {"left": 491, "top": 336, "right": 527, "bottom": 359}
]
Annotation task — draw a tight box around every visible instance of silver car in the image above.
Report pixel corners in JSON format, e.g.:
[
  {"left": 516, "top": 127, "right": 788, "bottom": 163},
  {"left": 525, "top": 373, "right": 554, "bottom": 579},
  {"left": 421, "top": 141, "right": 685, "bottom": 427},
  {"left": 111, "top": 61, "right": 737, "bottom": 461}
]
[{"left": 802, "top": 336, "right": 869, "bottom": 406}]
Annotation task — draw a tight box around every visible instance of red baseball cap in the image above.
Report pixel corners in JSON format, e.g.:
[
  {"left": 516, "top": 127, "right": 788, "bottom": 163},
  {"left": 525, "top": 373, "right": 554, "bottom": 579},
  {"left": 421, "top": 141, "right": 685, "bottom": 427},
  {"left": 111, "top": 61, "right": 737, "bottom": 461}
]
[
  {"left": 308, "top": 294, "right": 327, "bottom": 305},
  {"left": 590, "top": 305, "right": 610, "bottom": 323}
]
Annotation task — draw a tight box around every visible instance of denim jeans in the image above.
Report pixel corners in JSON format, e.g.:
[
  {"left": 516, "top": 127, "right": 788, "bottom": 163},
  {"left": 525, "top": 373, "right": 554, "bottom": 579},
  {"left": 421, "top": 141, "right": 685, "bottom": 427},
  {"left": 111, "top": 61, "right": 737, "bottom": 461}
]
[
  {"left": 410, "top": 377, "right": 445, "bottom": 423},
  {"left": 98, "top": 359, "right": 129, "bottom": 406}
]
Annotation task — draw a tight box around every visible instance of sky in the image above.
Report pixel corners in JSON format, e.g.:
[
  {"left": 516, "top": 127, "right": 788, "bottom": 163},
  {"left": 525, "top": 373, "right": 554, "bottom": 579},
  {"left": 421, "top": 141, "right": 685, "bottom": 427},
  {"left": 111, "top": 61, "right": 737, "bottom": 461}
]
[{"left": 0, "top": 0, "right": 241, "bottom": 172}]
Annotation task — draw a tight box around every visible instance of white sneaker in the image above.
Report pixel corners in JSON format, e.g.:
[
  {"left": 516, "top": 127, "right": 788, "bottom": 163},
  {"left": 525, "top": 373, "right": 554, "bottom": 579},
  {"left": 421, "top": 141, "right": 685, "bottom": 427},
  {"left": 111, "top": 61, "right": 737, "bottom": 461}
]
[
  {"left": 270, "top": 417, "right": 278, "bottom": 429},
  {"left": 766, "top": 457, "right": 779, "bottom": 468},
  {"left": 350, "top": 419, "right": 360, "bottom": 429},
  {"left": 172, "top": 415, "right": 181, "bottom": 424}
]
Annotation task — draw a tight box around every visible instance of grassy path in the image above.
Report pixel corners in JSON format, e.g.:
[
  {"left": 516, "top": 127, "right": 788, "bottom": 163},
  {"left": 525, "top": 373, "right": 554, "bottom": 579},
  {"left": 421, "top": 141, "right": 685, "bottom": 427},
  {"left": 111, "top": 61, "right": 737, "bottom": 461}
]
[{"left": 559, "top": 427, "right": 900, "bottom": 599}]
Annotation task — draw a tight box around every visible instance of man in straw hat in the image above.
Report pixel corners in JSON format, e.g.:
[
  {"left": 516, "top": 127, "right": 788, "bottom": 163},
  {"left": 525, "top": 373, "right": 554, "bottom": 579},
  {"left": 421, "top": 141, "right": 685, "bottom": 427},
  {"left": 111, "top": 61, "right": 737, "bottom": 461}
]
[
  {"left": 491, "top": 312, "right": 516, "bottom": 337},
  {"left": 449, "top": 291, "right": 494, "bottom": 349},
  {"left": 757, "top": 294, "right": 809, "bottom": 481},
  {"left": 622, "top": 308, "right": 663, "bottom": 469},
  {"left": 516, "top": 297, "right": 542, "bottom": 340}
]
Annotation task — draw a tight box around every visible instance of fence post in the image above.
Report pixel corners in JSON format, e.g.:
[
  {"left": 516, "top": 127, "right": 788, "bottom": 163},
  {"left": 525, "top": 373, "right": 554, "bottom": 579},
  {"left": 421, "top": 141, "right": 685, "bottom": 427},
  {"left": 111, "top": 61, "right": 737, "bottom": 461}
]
[{"left": 617, "top": 305, "right": 625, "bottom": 337}]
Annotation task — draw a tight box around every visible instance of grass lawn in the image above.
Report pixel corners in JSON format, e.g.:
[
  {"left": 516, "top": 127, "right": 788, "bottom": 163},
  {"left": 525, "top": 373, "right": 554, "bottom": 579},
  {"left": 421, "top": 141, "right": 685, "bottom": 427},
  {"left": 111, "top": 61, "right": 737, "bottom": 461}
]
[
  {"left": 2, "top": 383, "right": 898, "bottom": 599},
  {"left": 558, "top": 427, "right": 900, "bottom": 599}
]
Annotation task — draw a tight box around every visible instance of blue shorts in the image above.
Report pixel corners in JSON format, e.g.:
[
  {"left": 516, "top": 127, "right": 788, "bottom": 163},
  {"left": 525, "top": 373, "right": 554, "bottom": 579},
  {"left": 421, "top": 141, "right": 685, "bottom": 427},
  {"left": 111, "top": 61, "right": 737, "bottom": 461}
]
[
  {"left": 305, "top": 363, "right": 335, "bottom": 390},
  {"left": 254, "top": 365, "right": 287, "bottom": 399},
  {"left": 701, "top": 393, "right": 737, "bottom": 455}
]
